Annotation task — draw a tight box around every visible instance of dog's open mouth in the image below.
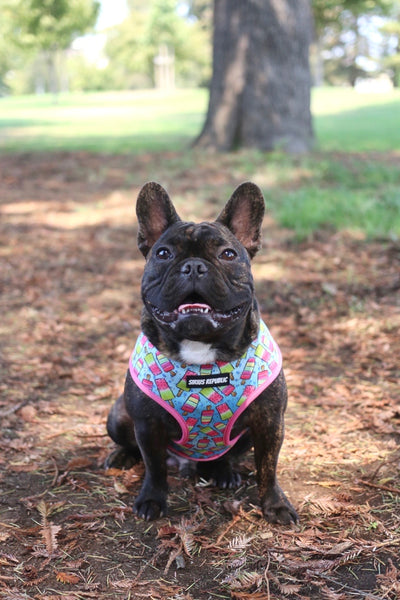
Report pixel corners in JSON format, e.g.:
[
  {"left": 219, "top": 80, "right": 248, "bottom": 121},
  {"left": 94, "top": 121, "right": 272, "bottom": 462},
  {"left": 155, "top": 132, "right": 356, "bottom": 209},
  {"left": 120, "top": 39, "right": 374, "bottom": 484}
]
[{"left": 149, "top": 298, "right": 245, "bottom": 326}]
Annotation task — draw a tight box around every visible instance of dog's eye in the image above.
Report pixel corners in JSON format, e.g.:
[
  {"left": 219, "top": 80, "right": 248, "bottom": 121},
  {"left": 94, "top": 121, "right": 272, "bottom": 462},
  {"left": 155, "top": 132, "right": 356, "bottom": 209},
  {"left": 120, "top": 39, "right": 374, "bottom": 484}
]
[
  {"left": 219, "top": 248, "right": 237, "bottom": 261},
  {"left": 156, "top": 247, "right": 172, "bottom": 260}
]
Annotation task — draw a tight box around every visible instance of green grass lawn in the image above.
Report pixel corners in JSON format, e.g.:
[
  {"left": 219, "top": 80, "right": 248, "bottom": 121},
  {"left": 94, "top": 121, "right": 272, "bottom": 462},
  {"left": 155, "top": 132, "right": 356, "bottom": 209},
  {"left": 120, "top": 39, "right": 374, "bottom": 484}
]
[
  {"left": 0, "top": 89, "right": 208, "bottom": 153},
  {"left": 1, "top": 87, "right": 400, "bottom": 154},
  {"left": 312, "top": 87, "right": 400, "bottom": 152},
  {"left": 1, "top": 87, "right": 399, "bottom": 239}
]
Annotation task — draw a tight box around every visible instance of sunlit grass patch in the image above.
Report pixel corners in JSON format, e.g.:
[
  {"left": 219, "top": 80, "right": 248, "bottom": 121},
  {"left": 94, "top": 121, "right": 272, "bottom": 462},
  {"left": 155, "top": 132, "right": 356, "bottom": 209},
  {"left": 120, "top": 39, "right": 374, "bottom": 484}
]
[
  {"left": 1, "top": 87, "right": 399, "bottom": 239},
  {"left": 0, "top": 89, "right": 208, "bottom": 153},
  {"left": 312, "top": 87, "right": 400, "bottom": 152},
  {"left": 271, "top": 157, "right": 400, "bottom": 239},
  {"left": 1, "top": 87, "right": 400, "bottom": 153}
]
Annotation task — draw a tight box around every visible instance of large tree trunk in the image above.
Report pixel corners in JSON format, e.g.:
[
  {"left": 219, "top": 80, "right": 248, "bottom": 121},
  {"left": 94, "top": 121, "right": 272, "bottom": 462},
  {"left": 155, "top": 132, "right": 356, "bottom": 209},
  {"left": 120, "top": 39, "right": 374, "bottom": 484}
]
[{"left": 195, "top": 0, "right": 314, "bottom": 153}]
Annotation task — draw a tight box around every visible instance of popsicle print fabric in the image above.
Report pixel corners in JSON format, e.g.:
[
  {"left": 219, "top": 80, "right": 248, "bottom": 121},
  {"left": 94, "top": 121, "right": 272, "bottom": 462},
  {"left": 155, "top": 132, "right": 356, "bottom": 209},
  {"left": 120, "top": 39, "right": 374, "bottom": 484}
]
[{"left": 129, "top": 320, "right": 282, "bottom": 461}]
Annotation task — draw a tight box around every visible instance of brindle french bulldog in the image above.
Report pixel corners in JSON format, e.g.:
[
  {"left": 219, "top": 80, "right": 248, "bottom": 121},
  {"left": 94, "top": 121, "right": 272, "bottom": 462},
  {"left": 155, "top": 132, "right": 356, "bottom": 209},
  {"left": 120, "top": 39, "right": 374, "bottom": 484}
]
[{"left": 106, "top": 181, "right": 297, "bottom": 524}]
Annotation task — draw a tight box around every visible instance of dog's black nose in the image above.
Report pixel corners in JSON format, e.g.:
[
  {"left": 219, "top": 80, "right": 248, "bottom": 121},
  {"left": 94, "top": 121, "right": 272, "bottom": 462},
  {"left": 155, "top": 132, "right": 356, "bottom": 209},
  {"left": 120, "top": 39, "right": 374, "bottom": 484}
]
[{"left": 180, "top": 259, "right": 208, "bottom": 277}]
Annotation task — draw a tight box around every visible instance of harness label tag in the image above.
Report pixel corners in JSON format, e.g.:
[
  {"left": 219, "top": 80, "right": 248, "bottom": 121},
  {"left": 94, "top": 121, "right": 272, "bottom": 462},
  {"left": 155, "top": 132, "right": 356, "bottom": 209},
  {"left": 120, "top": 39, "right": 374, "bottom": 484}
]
[{"left": 186, "top": 374, "right": 230, "bottom": 388}]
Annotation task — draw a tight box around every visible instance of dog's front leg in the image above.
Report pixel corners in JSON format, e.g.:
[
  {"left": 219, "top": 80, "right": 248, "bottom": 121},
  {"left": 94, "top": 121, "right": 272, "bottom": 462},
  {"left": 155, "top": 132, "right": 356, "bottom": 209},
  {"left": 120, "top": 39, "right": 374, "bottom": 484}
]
[
  {"left": 250, "top": 374, "right": 298, "bottom": 525},
  {"left": 253, "top": 424, "right": 297, "bottom": 525},
  {"left": 133, "top": 418, "right": 168, "bottom": 520}
]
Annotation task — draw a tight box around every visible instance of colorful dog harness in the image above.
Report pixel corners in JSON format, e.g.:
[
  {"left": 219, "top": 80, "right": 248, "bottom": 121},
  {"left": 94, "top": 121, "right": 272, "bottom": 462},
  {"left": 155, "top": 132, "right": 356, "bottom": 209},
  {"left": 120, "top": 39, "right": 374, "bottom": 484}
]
[{"left": 129, "top": 320, "right": 282, "bottom": 461}]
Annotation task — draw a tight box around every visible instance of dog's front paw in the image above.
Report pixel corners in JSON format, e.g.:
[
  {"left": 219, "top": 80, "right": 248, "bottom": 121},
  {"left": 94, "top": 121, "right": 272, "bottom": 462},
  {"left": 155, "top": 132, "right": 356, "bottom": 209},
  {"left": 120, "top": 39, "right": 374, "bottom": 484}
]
[
  {"left": 197, "top": 462, "right": 242, "bottom": 489},
  {"left": 213, "top": 470, "right": 241, "bottom": 489},
  {"left": 261, "top": 487, "right": 298, "bottom": 525},
  {"left": 133, "top": 493, "right": 167, "bottom": 521}
]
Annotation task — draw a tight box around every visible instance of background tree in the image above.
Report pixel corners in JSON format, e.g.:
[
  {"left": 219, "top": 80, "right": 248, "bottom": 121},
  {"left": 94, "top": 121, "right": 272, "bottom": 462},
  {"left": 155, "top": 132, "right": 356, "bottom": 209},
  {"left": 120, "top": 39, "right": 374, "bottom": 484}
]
[
  {"left": 0, "top": 9, "right": 14, "bottom": 94},
  {"left": 104, "top": 0, "right": 210, "bottom": 89},
  {"left": 312, "top": 0, "right": 395, "bottom": 86},
  {"left": 380, "top": 1, "right": 400, "bottom": 86},
  {"left": 195, "top": 0, "right": 314, "bottom": 153},
  {"left": 4, "top": 0, "right": 99, "bottom": 96},
  {"left": 185, "top": 0, "right": 213, "bottom": 30},
  {"left": 103, "top": 4, "right": 150, "bottom": 89},
  {"left": 1, "top": 0, "right": 398, "bottom": 95}
]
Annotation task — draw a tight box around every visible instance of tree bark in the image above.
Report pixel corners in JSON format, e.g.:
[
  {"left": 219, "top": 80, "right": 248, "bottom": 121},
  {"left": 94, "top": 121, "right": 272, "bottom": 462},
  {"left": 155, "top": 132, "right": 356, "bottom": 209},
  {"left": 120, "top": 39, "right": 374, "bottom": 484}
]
[{"left": 195, "top": 0, "right": 314, "bottom": 153}]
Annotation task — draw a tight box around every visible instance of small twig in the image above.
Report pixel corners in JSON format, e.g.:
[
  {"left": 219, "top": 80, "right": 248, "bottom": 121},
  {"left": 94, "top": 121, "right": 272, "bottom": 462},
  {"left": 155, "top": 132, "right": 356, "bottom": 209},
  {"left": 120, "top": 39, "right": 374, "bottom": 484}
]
[
  {"left": 358, "top": 479, "right": 400, "bottom": 496},
  {"left": 76, "top": 433, "right": 109, "bottom": 438},
  {"left": 320, "top": 574, "right": 385, "bottom": 600},
  {"left": 215, "top": 515, "right": 240, "bottom": 545},
  {"left": 263, "top": 552, "right": 271, "bottom": 600},
  {"left": 0, "top": 399, "right": 30, "bottom": 417},
  {"left": 369, "top": 537, "right": 400, "bottom": 551},
  {"left": 368, "top": 459, "right": 391, "bottom": 481},
  {"left": 163, "top": 543, "right": 183, "bottom": 575},
  {"left": 50, "top": 456, "right": 60, "bottom": 487}
]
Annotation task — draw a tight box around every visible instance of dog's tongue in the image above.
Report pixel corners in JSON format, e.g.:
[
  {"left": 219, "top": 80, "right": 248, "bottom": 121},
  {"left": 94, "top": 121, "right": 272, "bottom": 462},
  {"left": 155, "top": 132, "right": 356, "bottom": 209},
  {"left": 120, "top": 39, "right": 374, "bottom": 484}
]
[{"left": 178, "top": 303, "right": 212, "bottom": 315}]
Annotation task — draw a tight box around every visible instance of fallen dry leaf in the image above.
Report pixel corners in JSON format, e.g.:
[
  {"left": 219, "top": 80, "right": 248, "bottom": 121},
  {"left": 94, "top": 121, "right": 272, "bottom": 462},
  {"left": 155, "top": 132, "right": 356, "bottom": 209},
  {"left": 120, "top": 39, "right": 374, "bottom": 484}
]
[{"left": 55, "top": 571, "right": 81, "bottom": 584}]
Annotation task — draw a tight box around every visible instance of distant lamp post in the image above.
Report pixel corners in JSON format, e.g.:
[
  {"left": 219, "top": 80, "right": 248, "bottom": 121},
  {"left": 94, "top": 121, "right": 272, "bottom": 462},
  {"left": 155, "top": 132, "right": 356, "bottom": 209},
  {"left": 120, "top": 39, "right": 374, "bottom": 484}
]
[{"left": 154, "top": 44, "right": 175, "bottom": 90}]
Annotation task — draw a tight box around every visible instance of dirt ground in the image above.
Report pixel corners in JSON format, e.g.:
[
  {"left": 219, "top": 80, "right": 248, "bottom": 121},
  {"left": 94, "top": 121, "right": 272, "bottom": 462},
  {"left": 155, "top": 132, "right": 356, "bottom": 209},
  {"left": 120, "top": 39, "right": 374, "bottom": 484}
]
[{"left": 0, "top": 151, "right": 399, "bottom": 600}]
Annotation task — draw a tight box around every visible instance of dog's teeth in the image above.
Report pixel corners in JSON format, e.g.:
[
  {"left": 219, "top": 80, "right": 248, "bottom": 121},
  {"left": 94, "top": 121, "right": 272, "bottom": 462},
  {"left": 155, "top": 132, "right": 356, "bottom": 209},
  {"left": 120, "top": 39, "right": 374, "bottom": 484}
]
[{"left": 178, "top": 304, "right": 212, "bottom": 315}]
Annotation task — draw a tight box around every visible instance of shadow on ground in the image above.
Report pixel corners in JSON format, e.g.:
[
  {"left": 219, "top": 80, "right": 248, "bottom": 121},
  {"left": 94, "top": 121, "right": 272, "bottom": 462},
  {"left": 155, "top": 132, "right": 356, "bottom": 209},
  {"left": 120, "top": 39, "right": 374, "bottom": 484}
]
[{"left": 1, "top": 152, "right": 399, "bottom": 599}]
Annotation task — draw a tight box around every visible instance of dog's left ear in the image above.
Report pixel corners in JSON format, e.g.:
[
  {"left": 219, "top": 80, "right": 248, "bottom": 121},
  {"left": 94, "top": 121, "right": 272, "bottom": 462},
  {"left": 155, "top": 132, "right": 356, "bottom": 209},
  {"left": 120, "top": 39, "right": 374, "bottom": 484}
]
[
  {"left": 136, "top": 182, "right": 181, "bottom": 257},
  {"left": 216, "top": 182, "right": 265, "bottom": 258}
]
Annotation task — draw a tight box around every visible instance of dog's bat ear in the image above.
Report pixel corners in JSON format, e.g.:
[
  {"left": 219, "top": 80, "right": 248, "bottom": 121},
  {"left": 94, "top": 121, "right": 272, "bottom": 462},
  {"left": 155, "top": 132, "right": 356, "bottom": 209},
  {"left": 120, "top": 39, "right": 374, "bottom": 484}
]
[
  {"left": 136, "top": 182, "right": 181, "bottom": 257},
  {"left": 216, "top": 182, "right": 265, "bottom": 259}
]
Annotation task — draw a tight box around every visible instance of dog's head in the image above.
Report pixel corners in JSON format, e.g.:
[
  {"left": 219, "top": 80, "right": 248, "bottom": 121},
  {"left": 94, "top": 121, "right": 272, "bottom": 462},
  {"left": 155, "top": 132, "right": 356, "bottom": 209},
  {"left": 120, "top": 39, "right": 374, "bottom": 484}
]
[{"left": 136, "top": 182, "right": 265, "bottom": 362}]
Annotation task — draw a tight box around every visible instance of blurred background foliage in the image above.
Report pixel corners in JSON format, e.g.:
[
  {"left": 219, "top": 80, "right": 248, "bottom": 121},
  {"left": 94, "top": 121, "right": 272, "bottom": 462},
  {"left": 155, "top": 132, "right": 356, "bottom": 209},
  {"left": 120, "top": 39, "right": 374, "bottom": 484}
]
[{"left": 0, "top": 0, "right": 399, "bottom": 96}]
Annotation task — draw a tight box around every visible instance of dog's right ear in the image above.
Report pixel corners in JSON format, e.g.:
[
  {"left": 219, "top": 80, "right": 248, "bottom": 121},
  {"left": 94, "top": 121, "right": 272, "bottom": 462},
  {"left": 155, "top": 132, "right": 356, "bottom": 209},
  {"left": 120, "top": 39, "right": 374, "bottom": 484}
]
[{"left": 136, "top": 182, "right": 181, "bottom": 257}]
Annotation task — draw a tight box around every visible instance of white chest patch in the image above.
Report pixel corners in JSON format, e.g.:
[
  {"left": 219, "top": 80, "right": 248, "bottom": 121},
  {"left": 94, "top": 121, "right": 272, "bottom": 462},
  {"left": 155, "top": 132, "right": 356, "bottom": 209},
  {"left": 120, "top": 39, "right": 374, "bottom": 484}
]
[{"left": 179, "top": 340, "right": 217, "bottom": 364}]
